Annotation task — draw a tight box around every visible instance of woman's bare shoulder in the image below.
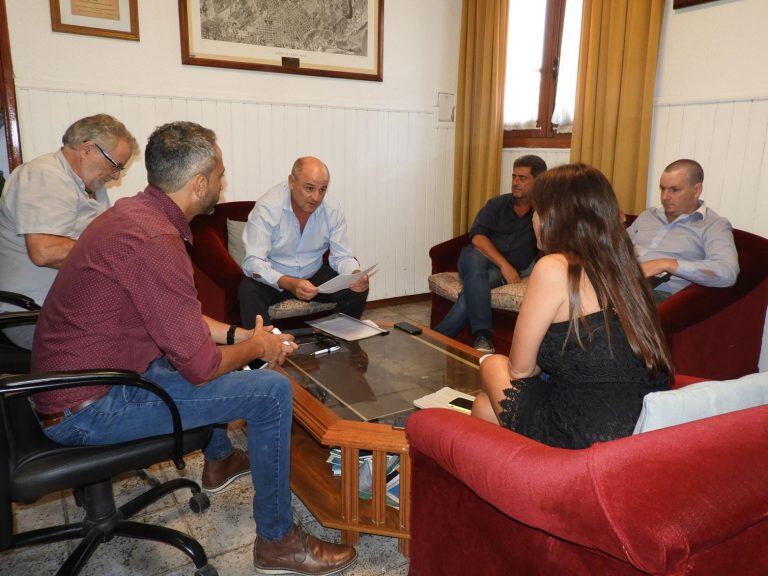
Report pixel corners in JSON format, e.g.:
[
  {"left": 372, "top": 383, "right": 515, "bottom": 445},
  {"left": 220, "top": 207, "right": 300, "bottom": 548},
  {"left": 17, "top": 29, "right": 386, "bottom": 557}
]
[{"left": 531, "top": 253, "right": 568, "bottom": 278}]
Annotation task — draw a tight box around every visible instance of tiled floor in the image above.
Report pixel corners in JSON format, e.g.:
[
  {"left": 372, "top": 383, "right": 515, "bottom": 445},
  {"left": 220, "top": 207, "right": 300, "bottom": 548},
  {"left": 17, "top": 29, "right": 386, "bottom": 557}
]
[{"left": 1, "top": 300, "right": 431, "bottom": 576}]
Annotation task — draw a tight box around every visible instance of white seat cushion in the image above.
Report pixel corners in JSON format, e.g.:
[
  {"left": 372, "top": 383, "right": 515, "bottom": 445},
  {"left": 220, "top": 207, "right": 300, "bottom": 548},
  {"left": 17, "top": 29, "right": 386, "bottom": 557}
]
[
  {"left": 428, "top": 272, "right": 528, "bottom": 313},
  {"left": 633, "top": 371, "right": 768, "bottom": 434}
]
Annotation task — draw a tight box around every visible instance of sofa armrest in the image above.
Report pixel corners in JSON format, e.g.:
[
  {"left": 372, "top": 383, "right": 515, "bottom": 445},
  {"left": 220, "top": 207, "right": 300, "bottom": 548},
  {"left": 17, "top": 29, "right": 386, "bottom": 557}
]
[
  {"left": 429, "top": 234, "right": 469, "bottom": 274},
  {"left": 407, "top": 403, "right": 768, "bottom": 574},
  {"left": 187, "top": 225, "right": 244, "bottom": 293},
  {"left": 658, "top": 245, "right": 768, "bottom": 333}
]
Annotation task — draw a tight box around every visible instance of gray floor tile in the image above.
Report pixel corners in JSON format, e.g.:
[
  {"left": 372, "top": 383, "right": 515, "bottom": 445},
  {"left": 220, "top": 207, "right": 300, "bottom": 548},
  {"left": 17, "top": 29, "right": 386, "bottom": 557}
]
[
  {"left": 77, "top": 506, "right": 195, "bottom": 576},
  {"left": 0, "top": 540, "right": 69, "bottom": 576}
]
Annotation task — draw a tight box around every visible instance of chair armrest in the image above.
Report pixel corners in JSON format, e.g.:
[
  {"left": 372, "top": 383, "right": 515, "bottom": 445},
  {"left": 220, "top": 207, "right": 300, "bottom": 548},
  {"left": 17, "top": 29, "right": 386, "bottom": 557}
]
[
  {"left": 187, "top": 226, "right": 245, "bottom": 291},
  {"left": 658, "top": 248, "right": 768, "bottom": 334},
  {"left": 408, "top": 405, "right": 768, "bottom": 574},
  {"left": 0, "top": 370, "right": 188, "bottom": 470},
  {"left": 0, "top": 290, "right": 41, "bottom": 311},
  {"left": 0, "top": 310, "right": 39, "bottom": 329},
  {"left": 429, "top": 234, "right": 469, "bottom": 274}
]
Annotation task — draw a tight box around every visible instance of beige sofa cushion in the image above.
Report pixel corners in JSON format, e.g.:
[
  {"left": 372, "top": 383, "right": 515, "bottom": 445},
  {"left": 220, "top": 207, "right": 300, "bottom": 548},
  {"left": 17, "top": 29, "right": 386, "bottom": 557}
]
[{"left": 428, "top": 272, "right": 528, "bottom": 312}]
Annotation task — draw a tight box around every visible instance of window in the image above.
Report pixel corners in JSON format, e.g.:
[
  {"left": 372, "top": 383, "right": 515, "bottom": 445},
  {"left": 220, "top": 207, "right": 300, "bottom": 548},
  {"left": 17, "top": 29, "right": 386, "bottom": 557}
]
[{"left": 503, "top": 0, "right": 583, "bottom": 148}]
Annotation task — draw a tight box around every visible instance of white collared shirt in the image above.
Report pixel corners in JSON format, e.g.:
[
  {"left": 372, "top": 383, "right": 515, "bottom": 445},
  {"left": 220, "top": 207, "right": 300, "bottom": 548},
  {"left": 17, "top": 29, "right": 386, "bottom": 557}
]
[
  {"left": 628, "top": 201, "right": 739, "bottom": 294},
  {"left": 241, "top": 182, "right": 359, "bottom": 290}
]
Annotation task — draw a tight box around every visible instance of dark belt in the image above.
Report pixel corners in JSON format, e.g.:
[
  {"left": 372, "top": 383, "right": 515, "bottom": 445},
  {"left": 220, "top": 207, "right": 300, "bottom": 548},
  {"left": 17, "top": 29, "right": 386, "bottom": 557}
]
[{"left": 35, "top": 396, "right": 103, "bottom": 429}]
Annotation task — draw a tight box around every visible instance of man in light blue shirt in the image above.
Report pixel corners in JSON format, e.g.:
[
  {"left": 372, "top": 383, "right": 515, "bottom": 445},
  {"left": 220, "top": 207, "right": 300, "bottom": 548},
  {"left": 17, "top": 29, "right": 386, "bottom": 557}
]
[
  {"left": 237, "top": 157, "right": 369, "bottom": 327},
  {"left": 627, "top": 159, "right": 739, "bottom": 302}
]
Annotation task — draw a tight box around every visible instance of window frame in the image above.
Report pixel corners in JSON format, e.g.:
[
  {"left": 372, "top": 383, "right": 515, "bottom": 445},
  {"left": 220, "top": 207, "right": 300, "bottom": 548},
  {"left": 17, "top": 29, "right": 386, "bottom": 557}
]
[{"left": 503, "top": 0, "right": 574, "bottom": 149}]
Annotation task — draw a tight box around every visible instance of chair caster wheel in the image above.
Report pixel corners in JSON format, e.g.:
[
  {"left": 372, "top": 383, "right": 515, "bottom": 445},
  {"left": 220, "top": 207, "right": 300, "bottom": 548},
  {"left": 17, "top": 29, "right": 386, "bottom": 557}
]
[
  {"left": 189, "top": 491, "right": 210, "bottom": 514},
  {"left": 194, "top": 564, "right": 218, "bottom": 576}
]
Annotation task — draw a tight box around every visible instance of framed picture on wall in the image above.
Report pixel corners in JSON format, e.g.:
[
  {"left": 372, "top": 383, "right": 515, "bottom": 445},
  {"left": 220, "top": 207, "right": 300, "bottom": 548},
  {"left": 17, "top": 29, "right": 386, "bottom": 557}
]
[
  {"left": 178, "top": 0, "right": 384, "bottom": 82},
  {"left": 50, "top": 0, "right": 140, "bottom": 41},
  {"left": 673, "top": 0, "right": 719, "bottom": 8},
  {"left": 1, "top": 0, "right": 21, "bottom": 177}
]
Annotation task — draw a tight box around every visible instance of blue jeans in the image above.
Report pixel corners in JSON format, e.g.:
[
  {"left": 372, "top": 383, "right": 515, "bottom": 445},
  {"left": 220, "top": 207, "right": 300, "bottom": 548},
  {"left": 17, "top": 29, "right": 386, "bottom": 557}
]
[
  {"left": 42, "top": 357, "right": 294, "bottom": 541},
  {"left": 435, "top": 245, "right": 504, "bottom": 338}
]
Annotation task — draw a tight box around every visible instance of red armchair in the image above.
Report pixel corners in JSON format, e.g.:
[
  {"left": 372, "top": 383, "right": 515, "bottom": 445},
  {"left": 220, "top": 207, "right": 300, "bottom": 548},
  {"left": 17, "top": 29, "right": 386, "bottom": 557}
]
[
  {"left": 406, "top": 375, "right": 768, "bottom": 576},
  {"left": 187, "top": 201, "right": 335, "bottom": 325},
  {"left": 428, "top": 226, "right": 768, "bottom": 379}
]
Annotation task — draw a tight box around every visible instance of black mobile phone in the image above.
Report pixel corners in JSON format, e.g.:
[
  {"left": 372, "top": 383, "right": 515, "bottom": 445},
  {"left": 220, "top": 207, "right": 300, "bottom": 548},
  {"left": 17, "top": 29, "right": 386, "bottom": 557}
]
[
  {"left": 448, "top": 397, "right": 474, "bottom": 413},
  {"left": 394, "top": 321, "right": 422, "bottom": 335},
  {"left": 648, "top": 272, "right": 672, "bottom": 288}
]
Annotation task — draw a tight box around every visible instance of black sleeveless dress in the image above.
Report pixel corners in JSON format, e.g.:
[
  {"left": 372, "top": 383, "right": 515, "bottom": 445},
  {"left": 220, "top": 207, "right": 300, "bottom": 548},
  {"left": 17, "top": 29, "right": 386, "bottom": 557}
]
[{"left": 499, "top": 310, "right": 670, "bottom": 449}]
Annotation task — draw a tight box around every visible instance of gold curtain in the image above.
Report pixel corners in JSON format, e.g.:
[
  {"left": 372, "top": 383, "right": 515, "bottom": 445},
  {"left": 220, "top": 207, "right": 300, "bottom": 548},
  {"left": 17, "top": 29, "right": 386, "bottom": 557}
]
[
  {"left": 570, "top": 0, "right": 665, "bottom": 214},
  {"left": 452, "top": 0, "right": 509, "bottom": 235}
]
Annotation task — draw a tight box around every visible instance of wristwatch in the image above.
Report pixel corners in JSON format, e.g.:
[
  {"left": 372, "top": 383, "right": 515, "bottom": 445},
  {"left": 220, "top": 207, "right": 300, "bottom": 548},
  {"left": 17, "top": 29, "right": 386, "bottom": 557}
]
[{"left": 226, "top": 324, "right": 238, "bottom": 345}]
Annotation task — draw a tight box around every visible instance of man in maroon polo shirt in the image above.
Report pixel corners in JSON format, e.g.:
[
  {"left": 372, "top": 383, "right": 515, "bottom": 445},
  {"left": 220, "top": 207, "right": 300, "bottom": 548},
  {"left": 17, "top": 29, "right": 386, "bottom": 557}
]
[{"left": 31, "top": 122, "right": 357, "bottom": 575}]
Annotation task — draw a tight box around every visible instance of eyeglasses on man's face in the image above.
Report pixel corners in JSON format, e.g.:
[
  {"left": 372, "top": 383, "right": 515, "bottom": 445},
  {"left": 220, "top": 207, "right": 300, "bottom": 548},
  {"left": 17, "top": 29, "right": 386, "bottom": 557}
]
[{"left": 92, "top": 142, "right": 126, "bottom": 173}]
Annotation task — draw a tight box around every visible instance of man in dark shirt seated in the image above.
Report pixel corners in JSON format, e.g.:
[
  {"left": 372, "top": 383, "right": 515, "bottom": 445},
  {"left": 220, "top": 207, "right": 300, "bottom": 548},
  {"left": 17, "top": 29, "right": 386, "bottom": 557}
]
[
  {"left": 31, "top": 121, "right": 357, "bottom": 575},
  {"left": 435, "top": 155, "right": 547, "bottom": 352}
]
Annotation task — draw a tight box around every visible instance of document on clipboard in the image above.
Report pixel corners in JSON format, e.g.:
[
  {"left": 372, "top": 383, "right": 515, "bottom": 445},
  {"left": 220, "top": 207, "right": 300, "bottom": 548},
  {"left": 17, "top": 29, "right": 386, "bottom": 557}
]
[
  {"left": 316, "top": 264, "right": 377, "bottom": 294},
  {"left": 307, "top": 312, "right": 388, "bottom": 341}
]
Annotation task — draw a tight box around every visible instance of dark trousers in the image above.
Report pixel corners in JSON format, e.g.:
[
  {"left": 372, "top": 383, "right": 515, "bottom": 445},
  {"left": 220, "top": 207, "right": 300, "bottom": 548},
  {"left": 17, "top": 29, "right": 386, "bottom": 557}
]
[
  {"left": 237, "top": 262, "right": 369, "bottom": 328},
  {"left": 434, "top": 245, "right": 504, "bottom": 339}
]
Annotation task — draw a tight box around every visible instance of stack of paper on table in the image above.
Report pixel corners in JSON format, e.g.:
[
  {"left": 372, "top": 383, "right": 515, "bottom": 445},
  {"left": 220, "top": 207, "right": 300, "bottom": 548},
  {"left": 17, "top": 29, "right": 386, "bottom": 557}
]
[
  {"left": 413, "top": 386, "right": 476, "bottom": 411},
  {"left": 307, "top": 312, "right": 388, "bottom": 341}
]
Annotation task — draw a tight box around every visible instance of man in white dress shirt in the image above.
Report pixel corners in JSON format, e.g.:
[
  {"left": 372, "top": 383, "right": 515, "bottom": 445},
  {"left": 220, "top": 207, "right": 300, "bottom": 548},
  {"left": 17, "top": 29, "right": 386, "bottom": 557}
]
[{"left": 237, "top": 156, "right": 369, "bottom": 328}]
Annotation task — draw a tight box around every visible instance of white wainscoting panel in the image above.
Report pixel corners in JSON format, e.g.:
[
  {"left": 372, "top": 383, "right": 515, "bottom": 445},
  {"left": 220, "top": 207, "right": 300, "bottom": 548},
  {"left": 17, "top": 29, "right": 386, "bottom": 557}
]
[
  {"left": 649, "top": 96, "right": 768, "bottom": 238},
  {"left": 15, "top": 85, "right": 456, "bottom": 301},
  {"left": 500, "top": 148, "right": 570, "bottom": 194}
]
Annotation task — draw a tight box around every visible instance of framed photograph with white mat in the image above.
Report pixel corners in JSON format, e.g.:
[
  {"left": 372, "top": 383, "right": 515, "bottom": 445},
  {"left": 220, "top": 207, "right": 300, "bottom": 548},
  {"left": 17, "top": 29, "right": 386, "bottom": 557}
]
[
  {"left": 178, "top": 0, "right": 383, "bottom": 81},
  {"left": 50, "top": 0, "right": 139, "bottom": 41}
]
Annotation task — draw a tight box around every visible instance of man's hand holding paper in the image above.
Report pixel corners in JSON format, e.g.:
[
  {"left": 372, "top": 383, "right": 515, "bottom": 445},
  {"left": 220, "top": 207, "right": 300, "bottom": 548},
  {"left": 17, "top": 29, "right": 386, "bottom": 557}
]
[{"left": 317, "top": 264, "right": 377, "bottom": 294}]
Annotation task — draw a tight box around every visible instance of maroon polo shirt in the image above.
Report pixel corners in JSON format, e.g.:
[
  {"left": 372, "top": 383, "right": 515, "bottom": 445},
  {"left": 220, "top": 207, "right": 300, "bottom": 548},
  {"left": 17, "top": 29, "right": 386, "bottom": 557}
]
[{"left": 31, "top": 185, "right": 222, "bottom": 414}]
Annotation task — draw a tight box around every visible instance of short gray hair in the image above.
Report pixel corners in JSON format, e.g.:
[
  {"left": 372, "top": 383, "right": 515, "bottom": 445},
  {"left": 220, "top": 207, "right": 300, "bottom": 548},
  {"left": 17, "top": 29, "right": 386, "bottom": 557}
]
[
  {"left": 145, "top": 122, "right": 218, "bottom": 193},
  {"left": 664, "top": 159, "right": 704, "bottom": 186},
  {"left": 62, "top": 113, "right": 138, "bottom": 155}
]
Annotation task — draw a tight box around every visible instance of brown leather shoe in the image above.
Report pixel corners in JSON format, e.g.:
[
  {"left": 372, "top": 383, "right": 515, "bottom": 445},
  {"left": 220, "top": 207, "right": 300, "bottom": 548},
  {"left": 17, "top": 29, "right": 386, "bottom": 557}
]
[
  {"left": 201, "top": 448, "right": 251, "bottom": 493},
  {"left": 253, "top": 524, "right": 357, "bottom": 575}
]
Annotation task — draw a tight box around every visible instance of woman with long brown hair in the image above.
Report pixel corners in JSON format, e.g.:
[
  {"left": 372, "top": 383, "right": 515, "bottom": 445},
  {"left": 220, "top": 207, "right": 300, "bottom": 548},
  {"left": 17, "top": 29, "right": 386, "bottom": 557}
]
[{"left": 472, "top": 163, "right": 671, "bottom": 449}]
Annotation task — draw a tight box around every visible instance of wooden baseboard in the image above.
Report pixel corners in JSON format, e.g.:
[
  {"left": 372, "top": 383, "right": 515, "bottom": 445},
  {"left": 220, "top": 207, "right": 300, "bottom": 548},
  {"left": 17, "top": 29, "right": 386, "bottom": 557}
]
[{"left": 365, "top": 293, "right": 430, "bottom": 309}]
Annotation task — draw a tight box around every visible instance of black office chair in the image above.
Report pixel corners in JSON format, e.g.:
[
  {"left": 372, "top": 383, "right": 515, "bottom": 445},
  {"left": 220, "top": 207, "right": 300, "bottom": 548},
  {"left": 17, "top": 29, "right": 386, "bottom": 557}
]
[
  {"left": 0, "top": 290, "right": 40, "bottom": 374},
  {"left": 0, "top": 370, "right": 219, "bottom": 576}
]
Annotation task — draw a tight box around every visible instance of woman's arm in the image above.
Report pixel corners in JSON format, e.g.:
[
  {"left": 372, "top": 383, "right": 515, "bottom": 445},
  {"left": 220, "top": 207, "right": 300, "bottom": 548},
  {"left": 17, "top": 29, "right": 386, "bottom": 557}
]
[
  {"left": 472, "top": 255, "right": 568, "bottom": 424},
  {"left": 507, "top": 254, "right": 568, "bottom": 378}
]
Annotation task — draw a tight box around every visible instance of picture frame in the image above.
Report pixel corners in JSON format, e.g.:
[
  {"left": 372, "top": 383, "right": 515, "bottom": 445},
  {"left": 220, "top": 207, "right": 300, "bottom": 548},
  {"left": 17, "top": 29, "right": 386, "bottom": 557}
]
[
  {"left": 178, "top": 0, "right": 383, "bottom": 82},
  {"left": 673, "top": 0, "right": 719, "bottom": 8},
  {"left": 1, "top": 0, "right": 21, "bottom": 174},
  {"left": 50, "top": 0, "right": 139, "bottom": 41}
]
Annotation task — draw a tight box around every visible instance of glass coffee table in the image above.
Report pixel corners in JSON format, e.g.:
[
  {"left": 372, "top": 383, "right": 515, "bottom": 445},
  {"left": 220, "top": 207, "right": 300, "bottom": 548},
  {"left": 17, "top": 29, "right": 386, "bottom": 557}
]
[{"left": 278, "top": 323, "right": 482, "bottom": 556}]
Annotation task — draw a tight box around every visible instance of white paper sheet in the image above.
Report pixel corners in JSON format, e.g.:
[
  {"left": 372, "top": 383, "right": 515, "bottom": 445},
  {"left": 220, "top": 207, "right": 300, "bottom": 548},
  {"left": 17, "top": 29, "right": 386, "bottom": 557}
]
[
  {"left": 413, "top": 387, "right": 476, "bottom": 411},
  {"left": 317, "top": 264, "right": 377, "bottom": 294}
]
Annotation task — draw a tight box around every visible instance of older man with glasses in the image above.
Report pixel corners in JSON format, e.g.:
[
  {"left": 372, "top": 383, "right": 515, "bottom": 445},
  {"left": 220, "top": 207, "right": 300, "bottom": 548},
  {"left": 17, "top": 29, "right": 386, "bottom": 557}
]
[{"left": 0, "top": 113, "right": 137, "bottom": 349}]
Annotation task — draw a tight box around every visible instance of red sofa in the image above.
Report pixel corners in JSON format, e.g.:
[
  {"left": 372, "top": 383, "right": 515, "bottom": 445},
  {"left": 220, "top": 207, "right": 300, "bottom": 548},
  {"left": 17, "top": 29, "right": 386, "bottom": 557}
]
[
  {"left": 406, "top": 375, "right": 768, "bottom": 576},
  {"left": 429, "top": 225, "right": 768, "bottom": 380},
  {"left": 187, "top": 201, "right": 335, "bottom": 326}
]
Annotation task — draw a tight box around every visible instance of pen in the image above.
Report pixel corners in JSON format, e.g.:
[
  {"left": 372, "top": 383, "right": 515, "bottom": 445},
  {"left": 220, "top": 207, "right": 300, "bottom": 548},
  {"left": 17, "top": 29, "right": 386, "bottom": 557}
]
[{"left": 313, "top": 346, "right": 340, "bottom": 357}]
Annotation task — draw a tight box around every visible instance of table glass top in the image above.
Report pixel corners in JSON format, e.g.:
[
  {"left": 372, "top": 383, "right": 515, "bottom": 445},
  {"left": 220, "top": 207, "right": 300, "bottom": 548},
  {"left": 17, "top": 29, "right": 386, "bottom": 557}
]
[{"left": 281, "top": 327, "right": 481, "bottom": 423}]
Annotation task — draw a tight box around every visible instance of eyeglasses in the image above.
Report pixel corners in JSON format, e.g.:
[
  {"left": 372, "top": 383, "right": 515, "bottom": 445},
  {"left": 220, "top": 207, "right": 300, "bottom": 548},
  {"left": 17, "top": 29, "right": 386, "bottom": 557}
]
[{"left": 92, "top": 142, "right": 125, "bottom": 173}]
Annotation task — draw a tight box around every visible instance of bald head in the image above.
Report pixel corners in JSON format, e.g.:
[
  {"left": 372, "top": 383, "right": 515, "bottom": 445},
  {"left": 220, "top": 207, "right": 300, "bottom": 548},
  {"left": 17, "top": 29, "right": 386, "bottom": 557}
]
[
  {"left": 288, "top": 156, "right": 330, "bottom": 217},
  {"left": 664, "top": 159, "right": 703, "bottom": 187},
  {"left": 291, "top": 157, "right": 329, "bottom": 180}
]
